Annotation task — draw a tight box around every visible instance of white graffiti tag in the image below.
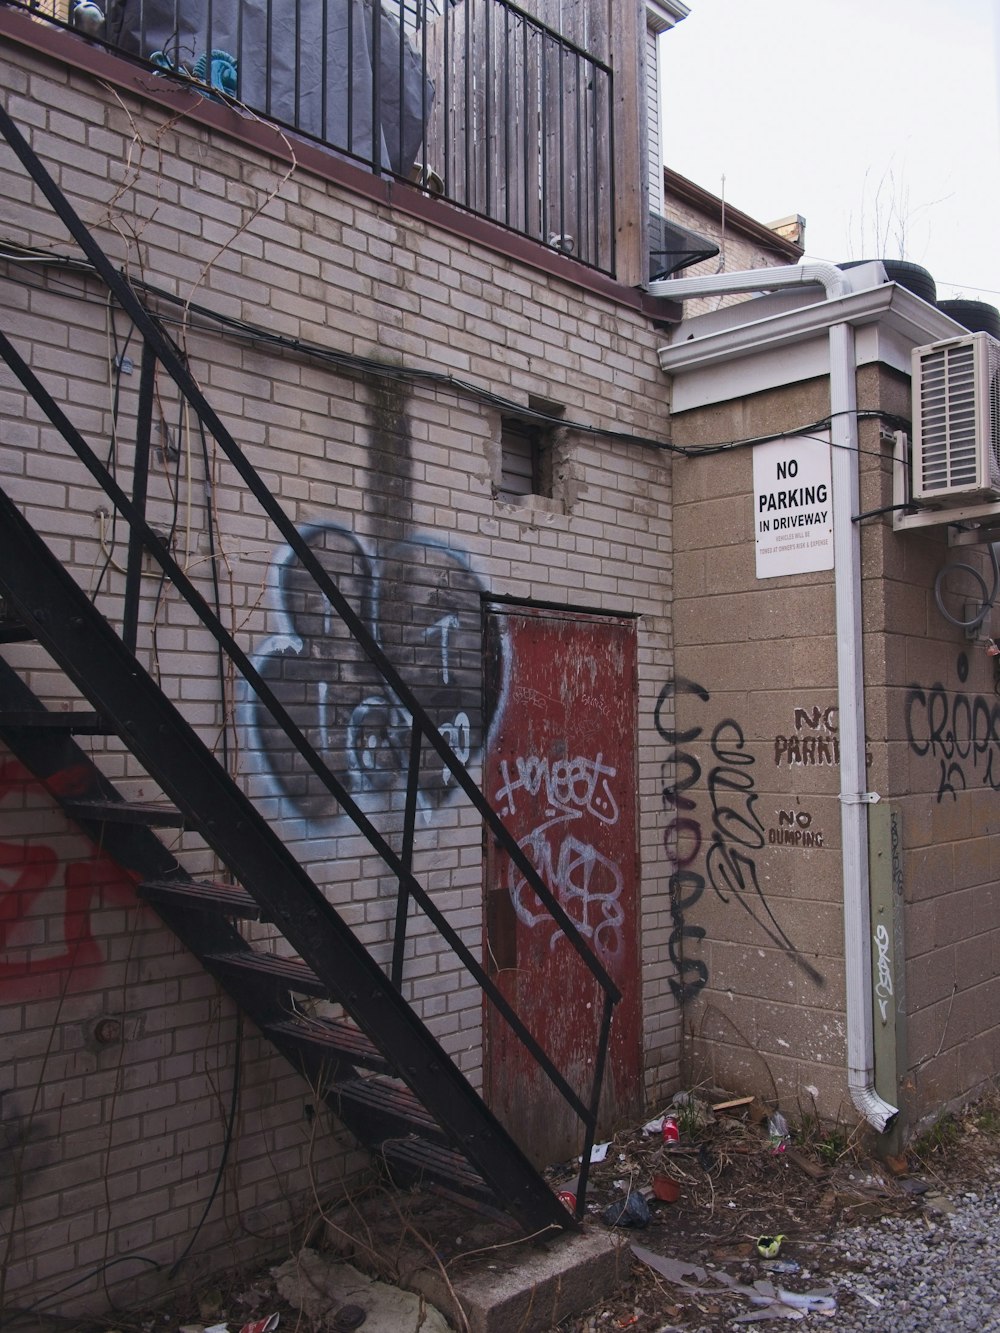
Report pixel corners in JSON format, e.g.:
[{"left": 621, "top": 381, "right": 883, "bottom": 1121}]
[
  {"left": 440, "top": 712, "right": 471, "bottom": 785},
  {"left": 874, "top": 923, "right": 894, "bottom": 1023},
  {"left": 509, "top": 824, "right": 625, "bottom": 963},
  {"left": 495, "top": 754, "right": 619, "bottom": 825}
]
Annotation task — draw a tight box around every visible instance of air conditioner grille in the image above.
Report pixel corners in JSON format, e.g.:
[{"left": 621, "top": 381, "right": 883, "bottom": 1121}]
[{"left": 912, "top": 332, "right": 1000, "bottom": 504}]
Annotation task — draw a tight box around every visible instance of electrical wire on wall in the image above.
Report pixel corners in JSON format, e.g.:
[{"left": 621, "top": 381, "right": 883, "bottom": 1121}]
[
  {"left": 933, "top": 543, "right": 1000, "bottom": 633},
  {"left": 933, "top": 543, "right": 1000, "bottom": 693}
]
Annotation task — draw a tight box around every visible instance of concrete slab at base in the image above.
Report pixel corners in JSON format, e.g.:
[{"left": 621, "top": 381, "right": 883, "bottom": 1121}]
[{"left": 406, "top": 1228, "right": 632, "bottom": 1333}]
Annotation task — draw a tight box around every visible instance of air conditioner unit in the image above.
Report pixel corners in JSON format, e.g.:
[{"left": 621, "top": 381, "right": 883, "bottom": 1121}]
[{"left": 911, "top": 331, "right": 1000, "bottom": 505}]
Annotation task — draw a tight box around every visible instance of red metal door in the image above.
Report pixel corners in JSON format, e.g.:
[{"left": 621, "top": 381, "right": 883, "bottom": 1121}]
[{"left": 483, "top": 605, "right": 641, "bottom": 1166}]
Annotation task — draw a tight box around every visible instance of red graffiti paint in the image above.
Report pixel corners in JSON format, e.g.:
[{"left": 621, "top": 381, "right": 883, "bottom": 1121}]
[{"left": 0, "top": 759, "right": 137, "bottom": 997}]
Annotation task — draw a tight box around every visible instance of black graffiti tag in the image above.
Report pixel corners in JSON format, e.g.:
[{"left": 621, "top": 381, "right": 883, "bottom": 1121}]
[
  {"left": 657, "top": 681, "right": 824, "bottom": 998},
  {"left": 705, "top": 721, "right": 823, "bottom": 986},
  {"left": 904, "top": 654, "right": 1000, "bottom": 803},
  {"left": 655, "top": 677, "right": 710, "bottom": 1004},
  {"left": 251, "top": 524, "right": 485, "bottom": 821}
]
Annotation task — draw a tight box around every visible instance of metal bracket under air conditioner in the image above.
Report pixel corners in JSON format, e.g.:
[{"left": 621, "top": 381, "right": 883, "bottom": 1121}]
[{"left": 892, "top": 432, "right": 1000, "bottom": 543}]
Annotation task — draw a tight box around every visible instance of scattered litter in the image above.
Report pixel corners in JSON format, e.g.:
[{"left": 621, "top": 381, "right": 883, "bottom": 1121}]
[
  {"left": 754, "top": 1288, "right": 836, "bottom": 1315},
  {"left": 601, "top": 1192, "right": 651, "bottom": 1228},
  {"left": 651, "top": 1173, "right": 680, "bottom": 1202},
  {"left": 642, "top": 1116, "right": 664, "bottom": 1136},
  {"left": 713, "top": 1096, "right": 755, "bottom": 1113},
  {"left": 900, "top": 1178, "right": 930, "bottom": 1195},
  {"left": 768, "top": 1114, "right": 790, "bottom": 1152},
  {"left": 238, "top": 1318, "right": 279, "bottom": 1333},
  {"left": 332, "top": 1307, "right": 367, "bottom": 1331},
  {"left": 922, "top": 1191, "right": 956, "bottom": 1215},
  {"left": 733, "top": 1309, "right": 804, "bottom": 1324},
  {"left": 852, "top": 1287, "right": 883, "bottom": 1309},
  {"left": 661, "top": 1115, "right": 680, "bottom": 1144},
  {"left": 631, "top": 1246, "right": 708, "bottom": 1289},
  {"left": 761, "top": 1260, "right": 800, "bottom": 1275},
  {"left": 587, "top": 1141, "right": 611, "bottom": 1163},
  {"left": 756, "top": 1235, "right": 785, "bottom": 1259},
  {"left": 632, "top": 1245, "right": 837, "bottom": 1321}
]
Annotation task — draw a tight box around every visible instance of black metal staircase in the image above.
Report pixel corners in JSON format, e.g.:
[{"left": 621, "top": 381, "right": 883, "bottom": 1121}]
[{"left": 0, "top": 101, "right": 620, "bottom": 1236}]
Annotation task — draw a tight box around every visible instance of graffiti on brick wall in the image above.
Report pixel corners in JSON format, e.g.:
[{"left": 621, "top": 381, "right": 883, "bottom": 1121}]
[
  {"left": 0, "top": 760, "right": 137, "bottom": 998},
  {"left": 905, "top": 652, "right": 1000, "bottom": 803},
  {"left": 656, "top": 676, "right": 710, "bottom": 1004},
  {"left": 249, "top": 524, "right": 485, "bottom": 824},
  {"left": 658, "top": 677, "right": 824, "bottom": 1003}
]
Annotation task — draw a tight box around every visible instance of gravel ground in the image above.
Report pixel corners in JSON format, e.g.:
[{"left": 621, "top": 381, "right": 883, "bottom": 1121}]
[{"left": 818, "top": 1160, "right": 1000, "bottom": 1332}]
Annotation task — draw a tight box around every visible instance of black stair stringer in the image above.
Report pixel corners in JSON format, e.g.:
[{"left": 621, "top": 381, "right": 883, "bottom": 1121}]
[{"left": 0, "top": 495, "right": 570, "bottom": 1237}]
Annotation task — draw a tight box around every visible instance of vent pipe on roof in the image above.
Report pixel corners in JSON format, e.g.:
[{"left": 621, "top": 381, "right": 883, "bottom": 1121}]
[{"left": 649, "top": 263, "right": 899, "bottom": 1135}]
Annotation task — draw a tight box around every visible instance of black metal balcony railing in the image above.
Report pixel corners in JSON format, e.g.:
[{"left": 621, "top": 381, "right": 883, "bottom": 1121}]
[{"left": 19, "top": 0, "right": 615, "bottom": 273}]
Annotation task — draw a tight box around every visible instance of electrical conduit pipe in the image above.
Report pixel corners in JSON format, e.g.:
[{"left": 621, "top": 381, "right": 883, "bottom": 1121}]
[{"left": 649, "top": 263, "right": 898, "bottom": 1133}]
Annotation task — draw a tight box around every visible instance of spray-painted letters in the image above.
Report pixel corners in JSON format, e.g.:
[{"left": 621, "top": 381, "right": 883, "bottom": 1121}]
[
  {"left": 656, "top": 677, "right": 710, "bottom": 1004},
  {"left": 497, "top": 752, "right": 625, "bottom": 962},
  {"left": 0, "top": 760, "right": 136, "bottom": 998},
  {"left": 250, "top": 525, "right": 484, "bottom": 822},
  {"left": 905, "top": 654, "right": 1000, "bottom": 803},
  {"left": 658, "top": 677, "right": 824, "bottom": 1002},
  {"left": 874, "top": 922, "right": 893, "bottom": 1023}
]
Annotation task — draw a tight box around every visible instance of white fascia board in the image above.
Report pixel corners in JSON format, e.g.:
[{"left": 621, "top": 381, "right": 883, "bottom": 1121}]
[
  {"left": 659, "top": 284, "right": 969, "bottom": 413},
  {"left": 647, "top": 0, "right": 689, "bottom": 33}
]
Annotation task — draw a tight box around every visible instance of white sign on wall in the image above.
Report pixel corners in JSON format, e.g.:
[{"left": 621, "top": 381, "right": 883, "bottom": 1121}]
[{"left": 753, "top": 435, "right": 834, "bottom": 580}]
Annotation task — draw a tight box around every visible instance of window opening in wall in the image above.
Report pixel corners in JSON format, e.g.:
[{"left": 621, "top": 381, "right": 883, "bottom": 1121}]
[{"left": 499, "top": 416, "right": 554, "bottom": 501}]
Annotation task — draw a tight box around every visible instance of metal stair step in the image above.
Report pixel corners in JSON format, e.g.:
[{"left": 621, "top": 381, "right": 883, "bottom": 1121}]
[
  {"left": 267, "top": 1016, "right": 392, "bottom": 1073},
  {"left": 62, "top": 797, "right": 185, "bottom": 827},
  {"left": 331, "top": 1076, "right": 443, "bottom": 1142},
  {"left": 0, "top": 621, "right": 33, "bottom": 644},
  {"left": 138, "top": 876, "right": 267, "bottom": 920},
  {"left": 379, "top": 1137, "right": 497, "bottom": 1207},
  {"left": 204, "top": 948, "right": 329, "bottom": 997},
  {"left": 0, "top": 708, "right": 112, "bottom": 734}
]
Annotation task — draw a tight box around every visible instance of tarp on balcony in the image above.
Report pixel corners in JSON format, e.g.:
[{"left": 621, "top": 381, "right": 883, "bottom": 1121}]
[{"left": 104, "top": 0, "right": 434, "bottom": 177}]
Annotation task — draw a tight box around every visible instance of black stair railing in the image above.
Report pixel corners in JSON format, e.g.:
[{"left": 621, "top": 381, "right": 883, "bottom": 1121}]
[{"left": 0, "top": 101, "right": 619, "bottom": 1209}]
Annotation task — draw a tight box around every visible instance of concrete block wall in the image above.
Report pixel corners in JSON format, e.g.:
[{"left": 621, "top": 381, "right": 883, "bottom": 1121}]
[
  {"left": 668, "top": 379, "right": 851, "bottom": 1117},
  {"left": 669, "top": 359, "right": 1000, "bottom": 1133},
  {"left": 0, "top": 26, "right": 676, "bottom": 1316},
  {"left": 858, "top": 366, "right": 1000, "bottom": 1128}
]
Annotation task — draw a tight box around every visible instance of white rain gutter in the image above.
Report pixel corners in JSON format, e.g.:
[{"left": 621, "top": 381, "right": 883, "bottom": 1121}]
[{"left": 650, "top": 263, "right": 898, "bottom": 1134}]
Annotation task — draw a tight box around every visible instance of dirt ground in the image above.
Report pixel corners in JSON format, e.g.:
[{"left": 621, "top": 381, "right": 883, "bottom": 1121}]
[{"left": 16, "top": 1085, "right": 1000, "bottom": 1333}]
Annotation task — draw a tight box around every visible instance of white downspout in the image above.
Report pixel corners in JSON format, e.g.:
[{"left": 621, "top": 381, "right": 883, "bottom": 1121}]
[{"left": 650, "top": 265, "right": 899, "bottom": 1133}]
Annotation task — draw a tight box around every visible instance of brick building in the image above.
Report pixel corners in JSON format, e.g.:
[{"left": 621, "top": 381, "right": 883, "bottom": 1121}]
[{"left": 0, "top": 0, "right": 998, "bottom": 1321}]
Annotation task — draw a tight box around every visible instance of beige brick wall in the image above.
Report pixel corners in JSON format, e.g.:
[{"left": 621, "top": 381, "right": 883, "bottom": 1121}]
[
  {"left": 0, "top": 28, "right": 677, "bottom": 1315},
  {"left": 669, "top": 360, "right": 1000, "bottom": 1133},
  {"left": 668, "top": 380, "right": 850, "bottom": 1115}
]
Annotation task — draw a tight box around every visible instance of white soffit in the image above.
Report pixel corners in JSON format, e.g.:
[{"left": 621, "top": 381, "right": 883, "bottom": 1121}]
[
  {"left": 647, "top": 0, "right": 689, "bottom": 33},
  {"left": 658, "top": 285, "right": 969, "bottom": 413}
]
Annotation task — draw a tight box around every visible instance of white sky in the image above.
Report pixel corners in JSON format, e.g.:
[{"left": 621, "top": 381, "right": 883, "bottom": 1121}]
[{"left": 661, "top": 0, "right": 1000, "bottom": 304}]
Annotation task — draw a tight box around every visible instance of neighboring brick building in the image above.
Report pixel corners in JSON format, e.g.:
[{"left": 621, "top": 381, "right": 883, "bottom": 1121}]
[
  {"left": 1, "top": 0, "right": 998, "bottom": 1323},
  {"left": 659, "top": 168, "right": 805, "bottom": 313}
]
